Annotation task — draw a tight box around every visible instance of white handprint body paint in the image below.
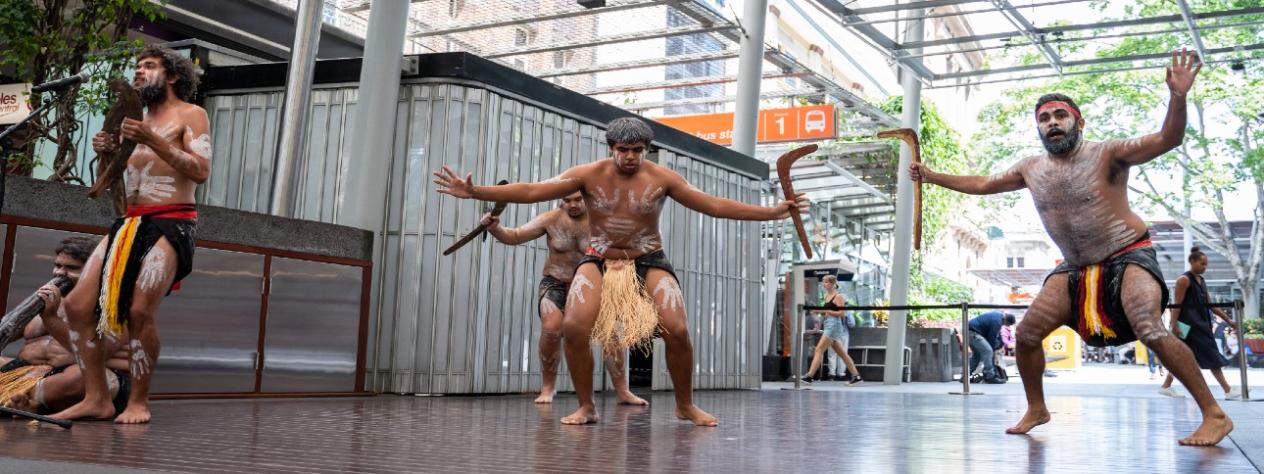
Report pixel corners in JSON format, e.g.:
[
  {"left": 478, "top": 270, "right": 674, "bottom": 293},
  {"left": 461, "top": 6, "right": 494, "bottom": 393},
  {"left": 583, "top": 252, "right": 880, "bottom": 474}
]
[
  {"left": 653, "top": 278, "right": 685, "bottom": 313},
  {"left": 137, "top": 249, "right": 170, "bottom": 292},
  {"left": 126, "top": 162, "right": 177, "bottom": 200},
  {"left": 186, "top": 126, "right": 212, "bottom": 160},
  {"left": 567, "top": 273, "right": 595, "bottom": 307}
]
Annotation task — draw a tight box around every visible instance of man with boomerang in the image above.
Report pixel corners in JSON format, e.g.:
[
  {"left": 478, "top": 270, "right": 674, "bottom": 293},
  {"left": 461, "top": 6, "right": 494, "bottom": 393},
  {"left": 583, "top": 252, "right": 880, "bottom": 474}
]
[
  {"left": 908, "top": 49, "right": 1231, "bottom": 446},
  {"left": 436, "top": 117, "right": 810, "bottom": 426}
]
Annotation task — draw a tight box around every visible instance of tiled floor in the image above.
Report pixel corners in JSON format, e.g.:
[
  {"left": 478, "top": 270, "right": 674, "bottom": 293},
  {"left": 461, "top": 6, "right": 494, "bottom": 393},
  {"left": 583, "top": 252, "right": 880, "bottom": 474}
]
[{"left": 0, "top": 388, "right": 1257, "bottom": 473}]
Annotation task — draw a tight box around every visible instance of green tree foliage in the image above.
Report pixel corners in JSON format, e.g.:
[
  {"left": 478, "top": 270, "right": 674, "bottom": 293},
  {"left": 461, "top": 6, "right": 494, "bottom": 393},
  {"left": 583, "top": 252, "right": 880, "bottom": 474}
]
[
  {"left": 0, "top": 0, "right": 164, "bottom": 182},
  {"left": 969, "top": 0, "right": 1264, "bottom": 319}
]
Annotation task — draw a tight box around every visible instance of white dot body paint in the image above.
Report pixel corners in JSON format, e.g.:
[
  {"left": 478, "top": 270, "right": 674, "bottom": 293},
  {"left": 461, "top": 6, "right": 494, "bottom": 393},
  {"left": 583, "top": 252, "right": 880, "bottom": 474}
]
[
  {"left": 567, "top": 273, "right": 595, "bottom": 307},
  {"left": 1023, "top": 140, "right": 1142, "bottom": 266},
  {"left": 137, "top": 249, "right": 170, "bottom": 292},
  {"left": 653, "top": 278, "right": 685, "bottom": 313}
]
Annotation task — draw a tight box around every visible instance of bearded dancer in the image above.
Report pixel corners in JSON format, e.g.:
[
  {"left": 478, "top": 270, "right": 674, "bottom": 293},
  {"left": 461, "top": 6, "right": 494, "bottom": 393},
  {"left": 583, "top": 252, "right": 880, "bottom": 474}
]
[
  {"left": 53, "top": 46, "right": 209, "bottom": 424},
  {"left": 910, "top": 50, "right": 1230, "bottom": 445},
  {"left": 437, "top": 117, "right": 806, "bottom": 426}
]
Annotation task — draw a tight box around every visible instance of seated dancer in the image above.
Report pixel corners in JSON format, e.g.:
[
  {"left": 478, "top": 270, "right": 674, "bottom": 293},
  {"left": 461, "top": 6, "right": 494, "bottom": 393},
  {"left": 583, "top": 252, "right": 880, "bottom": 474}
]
[
  {"left": 480, "top": 192, "right": 647, "bottom": 406},
  {"left": 54, "top": 45, "right": 210, "bottom": 423},
  {"left": 910, "top": 50, "right": 1232, "bottom": 445},
  {"left": 0, "top": 237, "right": 131, "bottom": 415},
  {"left": 436, "top": 117, "right": 806, "bottom": 426}
]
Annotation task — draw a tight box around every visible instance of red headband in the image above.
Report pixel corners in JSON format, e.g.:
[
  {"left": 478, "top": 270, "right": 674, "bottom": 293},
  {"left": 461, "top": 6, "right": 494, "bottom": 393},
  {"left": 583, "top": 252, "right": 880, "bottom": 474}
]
[{"left": 1036, "top": 101, "right": 1081, "bottom": 121}]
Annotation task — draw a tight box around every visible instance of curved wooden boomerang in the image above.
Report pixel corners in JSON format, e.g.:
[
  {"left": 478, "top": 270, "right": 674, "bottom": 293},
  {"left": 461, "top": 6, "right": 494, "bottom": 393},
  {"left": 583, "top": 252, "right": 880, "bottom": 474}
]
[
  {"left": 442, "top": 180, "right": 511, "bottom": 256},
  {"left": 88, "top": 79, "right": 142, "bottom": 216},
  {"left": 877, "top": 128, "right": 923, "bottom": 252},
  {"left": 775, "top": 144, "right": 818, "bottom": 259}
]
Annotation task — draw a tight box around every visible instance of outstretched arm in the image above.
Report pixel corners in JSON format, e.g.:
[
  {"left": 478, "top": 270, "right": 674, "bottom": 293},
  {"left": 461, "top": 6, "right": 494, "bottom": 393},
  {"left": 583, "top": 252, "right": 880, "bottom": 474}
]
[
  {"left": 434, "top": 165, "right": 585, "bottom": 203},
  {"left": 667, "top": 168, "right": 806, "bottom": 221},
  {"left": 910, "top": 159, "right": 1026, "bottom": 195},
  {"left": 1112, "top": 49, "right": 1201, "bottom": 166},
  {"left": 483, "top": 212, "right": 549, "bottom": 246}
]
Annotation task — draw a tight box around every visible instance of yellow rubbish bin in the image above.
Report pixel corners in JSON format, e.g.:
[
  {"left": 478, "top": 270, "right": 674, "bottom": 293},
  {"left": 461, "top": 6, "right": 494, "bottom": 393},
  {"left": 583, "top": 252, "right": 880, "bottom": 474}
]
[{"left": 1042, "top": 326, "right": 1082, "bottom": 370}]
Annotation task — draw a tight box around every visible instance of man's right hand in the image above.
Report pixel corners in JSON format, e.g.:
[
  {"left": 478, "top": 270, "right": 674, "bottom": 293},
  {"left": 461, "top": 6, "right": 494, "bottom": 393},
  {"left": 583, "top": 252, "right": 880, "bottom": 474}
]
[
  {"left": 908, "top": 162, "right": 935, "bottom": 183},
  {"left": 92, "top": 131, "right": 118, "bottom": 155},
  {"left": 433, "top": 165, "right": 476, "bottom": 199},
  {"left": 36, "top": 283, "right": 62, "bottom": 311},
  {"left": 480, "top": 213, "right": 500, "bottom": 228}
]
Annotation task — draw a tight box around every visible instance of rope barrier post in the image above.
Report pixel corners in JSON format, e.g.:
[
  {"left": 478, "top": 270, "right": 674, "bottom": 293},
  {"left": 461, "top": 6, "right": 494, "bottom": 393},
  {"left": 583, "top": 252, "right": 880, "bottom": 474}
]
[
  {"left": 784, "top": 304, "right": 807, "bottom": 391},
  {"left": 950, "top": 302, "right": 980, "bottom": 395},
  {"left": 1236, "top": 299, "right": 1251, "bottom": 401}
]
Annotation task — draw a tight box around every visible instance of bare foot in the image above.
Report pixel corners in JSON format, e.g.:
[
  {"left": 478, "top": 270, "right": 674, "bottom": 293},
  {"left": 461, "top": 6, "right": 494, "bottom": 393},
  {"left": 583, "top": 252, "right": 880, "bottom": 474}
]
[
  {"left": 1005, "top": 408, "right": 1051, "bottom": 434},
  {"left": 1179, "top": 414, "right": 1233, "bottom": 446},
  {"left": 114, "top": 405, "right": 151, "bottom": 424},
  {"left": 560, "top": 405, "right": 599, "bottom": 425},
  {"left": 535, "top": 389, "right": 555, "bottom": 404},
  {"left": 675, "top": 405, "right": 718, "bottom": 427},
  {"left": 616, "top": 390, "right": 649, "bottom": 406},
  {"left": 50, "top": 399, "right": 115, "bottom": 421}
]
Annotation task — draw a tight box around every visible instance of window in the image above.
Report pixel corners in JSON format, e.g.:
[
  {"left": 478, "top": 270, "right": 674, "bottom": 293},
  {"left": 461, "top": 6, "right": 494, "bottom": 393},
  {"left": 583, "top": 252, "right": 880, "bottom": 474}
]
[
  {"left": 553, "top": 51, "right": 573, "bottom": 69},
  {"left": 448, "top": 0, "right": 464, "bottom": 17},
  {"left": 1007, "top": 257, "right": 1014, "bottom": 268},
  {"left": 514, "top": 28, "right": 529, "bottom": 46},
  {"left": 513, "top": 59, "right": 526, "bottom": 70},
  {"left": 1017, "top": 257, "right": 1025, "bottom": 268}
]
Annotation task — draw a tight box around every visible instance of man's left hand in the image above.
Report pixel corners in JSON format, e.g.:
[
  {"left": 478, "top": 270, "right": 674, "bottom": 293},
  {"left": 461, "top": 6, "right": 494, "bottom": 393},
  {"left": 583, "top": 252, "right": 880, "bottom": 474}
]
[
  {"left": 120, "top": 118, "right": 159, "bottom": 147},
  {"left": 774, "top": 192, "right": 810, "bottom": 219},
  {"left": 1166, "top": 48, "right": 1202, "bottom": 97}
]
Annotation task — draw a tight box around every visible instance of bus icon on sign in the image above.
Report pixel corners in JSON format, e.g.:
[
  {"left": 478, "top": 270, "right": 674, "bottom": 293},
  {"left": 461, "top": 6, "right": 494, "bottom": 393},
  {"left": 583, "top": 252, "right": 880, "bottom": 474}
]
[{"left": 804, "top": 110, "right": 828, "bottom": 132}]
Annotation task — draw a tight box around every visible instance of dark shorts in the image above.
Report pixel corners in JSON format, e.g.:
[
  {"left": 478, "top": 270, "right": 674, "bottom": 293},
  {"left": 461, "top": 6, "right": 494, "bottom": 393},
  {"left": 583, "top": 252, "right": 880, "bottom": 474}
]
[
  {"left": 1045, "top": 237, "right": 1168, "bottom": 347},
  {"left": 537, "top": 276, "right": 569, "bottom": 318},
  {"left": 576, "top": 249, "right": 679, "bottom": 283},
  {"left": 98, "top": 208, "right": 197, "bottom": 333}
]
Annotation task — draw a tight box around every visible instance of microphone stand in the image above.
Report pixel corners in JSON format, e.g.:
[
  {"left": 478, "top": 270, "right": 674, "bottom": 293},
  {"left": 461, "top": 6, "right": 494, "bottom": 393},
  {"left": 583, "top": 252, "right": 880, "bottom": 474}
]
[{"left": 0, "top": 98, "right": 58, "bottom": 222}]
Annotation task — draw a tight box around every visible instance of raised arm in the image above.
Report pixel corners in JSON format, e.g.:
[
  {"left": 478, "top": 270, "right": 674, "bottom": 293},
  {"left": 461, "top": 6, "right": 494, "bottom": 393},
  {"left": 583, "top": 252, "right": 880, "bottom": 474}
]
[
  {"left": 483, "top": 212, "right": 549, "bottom": 246},
  {"left": 910, "top": 159, "right": 1027, "bottom": 195},
  {"left": 666, "top": 167, "right": 805, "bottom": 221},
  {"left": 1111, "top": 49, "right": 1201, "bottom": 166},
  {"left": 434, "top": 165, "right": 585, "bottom": 203}
]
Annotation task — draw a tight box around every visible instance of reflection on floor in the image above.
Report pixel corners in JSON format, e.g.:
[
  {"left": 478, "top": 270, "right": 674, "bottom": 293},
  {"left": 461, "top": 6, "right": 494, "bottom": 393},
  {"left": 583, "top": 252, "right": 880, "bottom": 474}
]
[{"left": 0, "top": 388, "right": 1258, "bottom": 473}]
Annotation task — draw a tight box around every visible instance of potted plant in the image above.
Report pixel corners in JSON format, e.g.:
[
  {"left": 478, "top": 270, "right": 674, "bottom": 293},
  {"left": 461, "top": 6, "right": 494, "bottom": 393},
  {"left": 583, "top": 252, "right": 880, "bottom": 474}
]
[{"left": 1243, "top": 318, "right": 1264, "bottom": 354}]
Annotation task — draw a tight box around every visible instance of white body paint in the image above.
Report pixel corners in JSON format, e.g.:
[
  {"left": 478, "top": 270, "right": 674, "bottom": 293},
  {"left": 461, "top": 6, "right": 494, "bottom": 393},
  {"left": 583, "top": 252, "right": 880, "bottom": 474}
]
[
  {"left": 540, "top": 297, "right": 562, "bottom": 316},
  {"left": 1023, "top": 140, "right": 1142, "bottom": 265},
  {"left": 567, "top": 273, "right": 595, "bottom": 307},
  {"left": 653, "top": 278, "right": 685, "bottom": 312},
  {"left": 137, "top": 249, "right": 170, "bottom": 292},
  {"left": 126, "top": 162, "right": 177, "bottom": 200},
  {"left": 187, "top": 126, "right": 213, "bottom": 160},
  {"left": 130, "top": 339, "right": 152, "bottom": 378}
]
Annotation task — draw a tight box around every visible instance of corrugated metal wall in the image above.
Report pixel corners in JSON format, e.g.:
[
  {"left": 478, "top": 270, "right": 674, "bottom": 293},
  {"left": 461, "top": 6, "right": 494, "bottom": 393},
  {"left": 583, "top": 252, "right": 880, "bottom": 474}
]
[{"left": 205, "top": 79, "right": 765, "bottom": 394}]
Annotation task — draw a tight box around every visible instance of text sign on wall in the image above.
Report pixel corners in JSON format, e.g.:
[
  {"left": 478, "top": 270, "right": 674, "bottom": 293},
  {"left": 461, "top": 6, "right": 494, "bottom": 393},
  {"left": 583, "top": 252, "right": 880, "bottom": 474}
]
[
  {"left": 656, "top": 105, "right": 836, "bottom": 146},
  {"left": 0, "top": 84, "right": 33, "bottom": 125}
]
